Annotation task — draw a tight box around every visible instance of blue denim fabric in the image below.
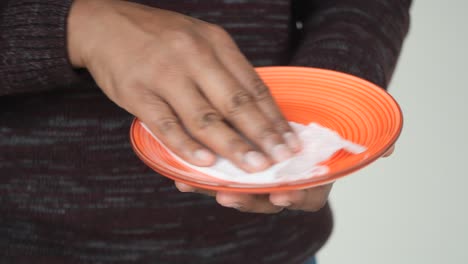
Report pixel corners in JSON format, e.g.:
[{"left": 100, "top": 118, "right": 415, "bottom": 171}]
[{"left": 304, "top": 257, "right": 317, "bottom": 264}]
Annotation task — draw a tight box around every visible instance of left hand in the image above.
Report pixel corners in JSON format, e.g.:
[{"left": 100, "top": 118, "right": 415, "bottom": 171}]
[
  {"left": 176, "top": 181, "right": 333, "bottom": 213},
  {"left": 175, "top": 146, "right": 395, "bottom": 214}
]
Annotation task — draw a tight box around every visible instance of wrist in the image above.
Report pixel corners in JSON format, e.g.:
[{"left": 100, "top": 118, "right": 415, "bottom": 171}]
[{"left": 67, "top": 0, "right": 107, "bottom": 68}]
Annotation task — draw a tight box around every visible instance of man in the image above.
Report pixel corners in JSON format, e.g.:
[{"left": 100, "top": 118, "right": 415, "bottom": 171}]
[{"left": 0, "top": 0, "right": 411, "bottom": 263}]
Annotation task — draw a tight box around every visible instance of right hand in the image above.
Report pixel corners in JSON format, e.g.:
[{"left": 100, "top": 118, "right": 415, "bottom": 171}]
[{"left": 67, "top": 0, "right": 301, "bottom": 172}]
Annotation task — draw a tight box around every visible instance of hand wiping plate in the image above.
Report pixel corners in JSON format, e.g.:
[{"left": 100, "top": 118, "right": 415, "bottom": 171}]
[{"left": 142, "top": 122, "right": 367, "bottom": 184}]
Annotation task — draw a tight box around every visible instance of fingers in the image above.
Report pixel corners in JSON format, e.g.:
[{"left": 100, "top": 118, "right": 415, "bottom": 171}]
[
  {"left": 188, "top": 57, "right": 294, "bottom": 164},
  {"left": 269, "top": 184, "right": 333, "bottom": 212},
  {"left": 175, "top": 183, "right": 283, "bottom": 214},
  {"left": 175, "top": 181, "right": 331, "bottom": 214},
  {"left": 163, "top": 80, "right": 271, "bottom": 172},
  {"left": 135, "top": 93, "right": 216, "bottom": 166},
  {"left": 211, "top": 39, "right": 301, "bottom": 152},
  {"left": 216, "top": 191, "right": 284, "bottom": 214},
  {"left": 383, "top": 145, "right": 395, "bottom": 157},
  {"left": 175, "top": 182, "right": 217, "bottom": 197}
]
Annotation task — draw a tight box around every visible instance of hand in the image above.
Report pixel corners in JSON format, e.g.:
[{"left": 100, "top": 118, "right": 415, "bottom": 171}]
[
  {"left": 67, "top": 0, "right": 301, "bottom": 172},
  {"left": 175, "top": 145, "right": 397, "bottom": 213},
  {"left": 175, "top": 181, "right": 333, "bottom": 214}
]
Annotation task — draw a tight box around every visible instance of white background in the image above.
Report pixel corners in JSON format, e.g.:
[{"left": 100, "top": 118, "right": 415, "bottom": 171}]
[{"left": 319, "top": 1, "right": 468, "bottom": 263}]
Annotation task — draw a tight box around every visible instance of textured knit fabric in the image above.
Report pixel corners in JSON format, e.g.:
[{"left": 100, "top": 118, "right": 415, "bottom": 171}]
[{"left": 0, "top": 0, "right": 411, "bottom": 263}]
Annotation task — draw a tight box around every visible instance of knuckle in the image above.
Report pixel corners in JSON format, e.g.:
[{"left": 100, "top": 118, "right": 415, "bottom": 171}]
[
  {"left": 272, "top": 118, "right": 290, "bottom": 133},
  {"left": 153, "top": 116, "right": 180, "bottom": 135},
  {"left": 205, "top": 24, "right": 231, "bottom": 41},
  {"left": 168, "top": 29, "right": 194, "bottom": 47},
  {"left": 203, "top": 23, "right": 238, "bottom": 50},
  {"left": 250, "top": 77, "right": 270, "bottom": 100},
  {"left": 257, "top": 126, "right": 280, "bottom": 141},
  {"left": 225, "top": 90, "right": 255, "bottom": 115},
  {"left": 113, "top": 75, "right": 145, "bottom": 103},
  {"left": 192, "top": 110, "right": 223, "bottom": 130},
  {"left": 169, "top": 30, "right": 208, "bottom": 55}
]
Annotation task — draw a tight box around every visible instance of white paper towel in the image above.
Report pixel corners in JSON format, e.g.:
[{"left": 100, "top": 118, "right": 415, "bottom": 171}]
[{"left": 143, "top": 122, "right": 367, "bottom": 184}]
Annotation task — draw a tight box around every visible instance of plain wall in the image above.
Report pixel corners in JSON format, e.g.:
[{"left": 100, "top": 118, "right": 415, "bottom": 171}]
[{"left": 318, "top": 1, "right": 468, "bottom": 263}]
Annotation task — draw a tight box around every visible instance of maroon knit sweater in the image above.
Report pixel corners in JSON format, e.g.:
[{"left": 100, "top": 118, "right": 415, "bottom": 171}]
[{"left": 0, "top": 0, "right": 411, "bottom": 263}]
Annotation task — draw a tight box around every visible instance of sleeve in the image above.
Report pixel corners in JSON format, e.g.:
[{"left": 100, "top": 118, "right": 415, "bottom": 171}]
[
  {"left": 0, "top": 0, "right": 85, "bottom": 96},
  {"left": 290, "top": 0, "right": 412, "bottom": 89}
]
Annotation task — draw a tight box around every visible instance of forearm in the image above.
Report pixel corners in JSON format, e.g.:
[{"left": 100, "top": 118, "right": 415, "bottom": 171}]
[
  {"left": 290, "top": 0, "right": 412, "bottom": 89},
  {"left": 0, "top": 0, "right": 83, "bottom": 96}
]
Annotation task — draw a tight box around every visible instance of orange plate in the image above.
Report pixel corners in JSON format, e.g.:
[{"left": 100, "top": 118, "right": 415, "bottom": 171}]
[{"left": 130, "top": 67, "right": 403, "bottom": 193}]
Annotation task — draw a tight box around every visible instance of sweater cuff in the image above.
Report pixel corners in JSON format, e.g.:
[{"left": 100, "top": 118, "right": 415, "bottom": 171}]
[{"left": 0, "top": 0, "right": 83, "bottom": 95}]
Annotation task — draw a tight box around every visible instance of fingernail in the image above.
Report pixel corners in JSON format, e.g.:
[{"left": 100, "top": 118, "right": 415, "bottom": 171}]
[
  {"left": 271, "top": 144, "right": 293, "bottom": 162},
  {"left": 244, "top": 151, "right": 268, "bottom": 169},
  {"left": 193, "top": 149, "right": 214, "bottom": 163},
  {"left": 176, "top": 182, "right": 195, "bottom": 193},
  {"left": 283, "top": 132, "right": 302, "bottom": 152},
  {"left": 273, "top": 201, "right": 291, "bottom": 207}
]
